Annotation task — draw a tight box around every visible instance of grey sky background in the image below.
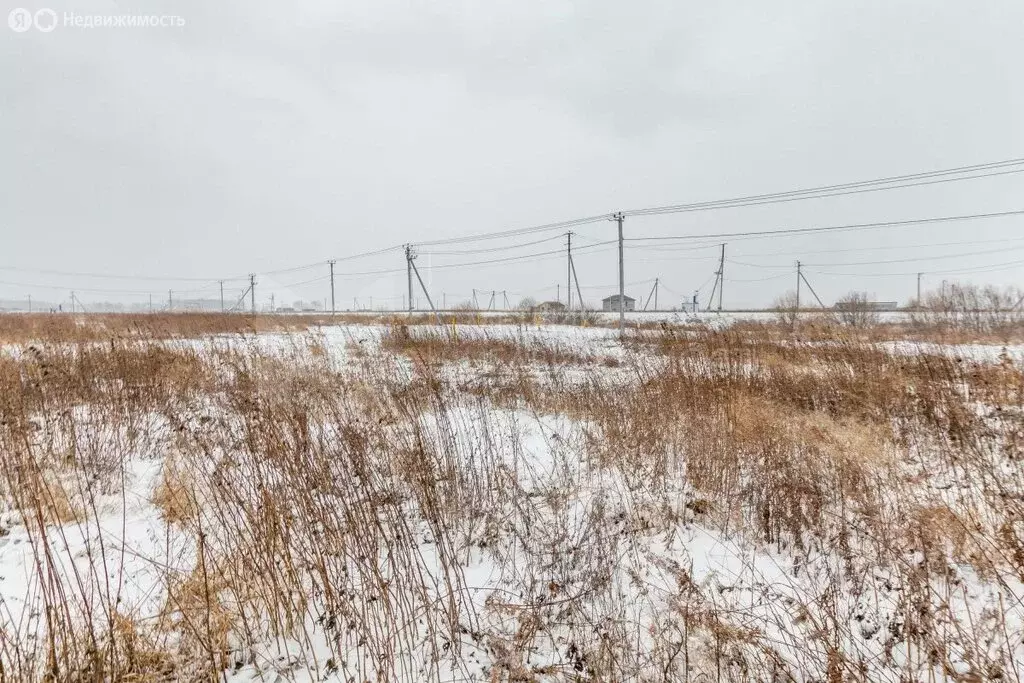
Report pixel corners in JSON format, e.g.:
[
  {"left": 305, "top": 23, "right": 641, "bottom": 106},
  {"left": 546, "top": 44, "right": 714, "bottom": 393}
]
[{"left": 2, "top": 0, "right": 1023, "bottom": 310}]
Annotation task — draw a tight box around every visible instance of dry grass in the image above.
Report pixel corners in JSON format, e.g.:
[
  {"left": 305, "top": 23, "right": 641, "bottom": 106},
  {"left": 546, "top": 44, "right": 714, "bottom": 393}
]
[
  {"left": 150, "top": 454, "right": 198, "bottom": 526},
  {"left": 382, "top": 323, "right": 598, "bottom": 367},
  {"left": 0, "top": 311, "right": 582, "bottom": 344},
  {"left": 0, "top": 316, "right": 1022, "bottom": 681},
  {"left": 0, "top": 312, "right": 306, "bottom": 343}
]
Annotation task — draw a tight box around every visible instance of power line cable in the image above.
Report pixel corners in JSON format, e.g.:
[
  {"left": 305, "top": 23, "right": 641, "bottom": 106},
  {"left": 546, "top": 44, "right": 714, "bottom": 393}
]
[
  {"left": 9, "top": 157, "right": 1024, "bottom": 303},
  {"left": 731, "top": 246, "right": 1024, "bottom": 271},
  {"left": 323, "top": 266, "right": 406, "bottom": 279},
  {"left": 0, "top": 265, "right": 241, "bottom": 283},
  {"left": 627, "top": 209, "right": 1024, "bottom": 242},
  {"left": 415, "top": 215, "right": 611, "bottom": 247},
  {"left": 400, "top": 157, "right": 1024, "bottom": 253},
  {"left": 356, "top": 157, "right": 1024, "bottom": 256},
  {"left": 271, "top": 275, "right": 331, "bottom": 290},
  {"left": 623, "top": 159, "right": 1024, "bottom": 217},
  {"left": 803, "top": 245, "right": 1024, "bottom": 268},
  {"left": 627, "top": 242, "right": 725, "bottom": 253},
  {"left": 808, "top": 257, "right": 1024, "bottom": 279},
  {"left": 240, "top": 246, "right": 405, "bottom": 280},
  {"left": 424, "top": 234, "right": 567, "bottom": 255},
  {"left": 0, "top": 278, "right": 244, "bottom": 296},
  {"left": 426, "top": 240, "right": 618, "bottom": 271},
  {"left": 725, "top": 273, "right": 793, "bottom": 284},
  {"left": 725, "top": 233, "right": 1024, "bottom": 259}
]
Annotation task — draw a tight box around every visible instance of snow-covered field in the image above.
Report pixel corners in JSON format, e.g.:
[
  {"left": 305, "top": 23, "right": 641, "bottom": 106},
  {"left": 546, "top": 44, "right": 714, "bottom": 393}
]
[{"left": 1, "top": 323, "right": 1022, "bottom": 682}]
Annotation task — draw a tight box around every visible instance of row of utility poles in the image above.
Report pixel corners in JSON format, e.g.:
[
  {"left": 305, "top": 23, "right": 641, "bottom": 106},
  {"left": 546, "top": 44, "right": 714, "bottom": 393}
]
[
  {"left": 397, "top": 217, "right": 634, "bottom": 332},
  {"left": 163, "top": 274, "right": 258, "bottom": 313},
  {"left": 398, "top": 213, "right": 638, "bottom": 336},
  {"left": 28, "top": 215, "right": 817, "bottom": 322},
  {"left": 386, "top": 215, "right": 718, "bottom": 336},
  {"left": 49, "top": 219, "right": 970, "bottom": 322},
  {"left": 46, "top": 260, "right": 986, "bottom": 319}
]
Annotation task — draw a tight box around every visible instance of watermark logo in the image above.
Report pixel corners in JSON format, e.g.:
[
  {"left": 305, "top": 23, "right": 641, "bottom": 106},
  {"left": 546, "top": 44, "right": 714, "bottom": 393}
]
[
  {"left": 8, "top": 8, "right": 185, "bottom": 32},
  {"left": 34, "top": 8, "right": 57, "bottom": 32},
  {"left": 8, "top": 8, "right": 32, "bottom": 32}
]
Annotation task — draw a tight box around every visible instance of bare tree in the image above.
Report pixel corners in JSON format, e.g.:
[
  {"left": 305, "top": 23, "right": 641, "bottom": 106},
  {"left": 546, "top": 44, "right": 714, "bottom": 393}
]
[
  {"left": 833, "top": 291, "right": 879, "bottom": 328},
  {"left": 516, "top": 297, "right": 538, "bottom": 311},
  {"left": 909, "top": 282, "right": 1024, "bottom": 335},
  {"left": 773, "top": 290, "right": 799, "bottom": 328}
]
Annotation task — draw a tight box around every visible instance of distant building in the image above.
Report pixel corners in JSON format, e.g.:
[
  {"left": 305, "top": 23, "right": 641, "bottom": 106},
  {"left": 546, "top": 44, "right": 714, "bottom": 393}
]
[
  {"left": 602, "top": 294, "right": 636, "bottom": 312},
  {"left": 535, "top": 301, "right": 566, "bottom": 313},
  {"left": 180, "top": 299, "right": 222, "bottom": 312},
  {"left": 833, "top": 301, "right": 899, "bottom": 312}
]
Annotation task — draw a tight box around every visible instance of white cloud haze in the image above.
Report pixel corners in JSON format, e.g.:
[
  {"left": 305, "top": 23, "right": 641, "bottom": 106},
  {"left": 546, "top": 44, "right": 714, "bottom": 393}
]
[{"left": 2, "top": 0, "right": 1023, "bottom": 309}]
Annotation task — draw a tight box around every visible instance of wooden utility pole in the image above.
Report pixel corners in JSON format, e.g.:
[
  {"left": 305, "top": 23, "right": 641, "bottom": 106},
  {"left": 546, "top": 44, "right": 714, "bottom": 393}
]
[
  {"left": 570, "top": 258, "right": 584, "bottom": 312},
  {"left": 717, "top": 244, "right": 725, "bottom": 311},
  {"left": 409, "top": 254, "right": 443, "bottom": 326},
  {"left": 249, "top": 274, "right": 256, "bottom": 314},
  {"left": 328, "top": 260, "right": 336, "bottom": 317},
  {"left": 706, "top": 247, "right": 725, "bottom": 313},
  {"left": 643, "top": 278, "right": 659, "bottom": 311},
  {"left": 405, "top": 245, "right": 414, "bottom": 316},
  {"left": 615, "top": 212, "right": 625, "bottom": 334},
  {"left": 796, "top": 261, "right": 801, "bottom": 310},
  {"left": 799, "top": 267, "right": 827, "bottom": 309},
  {"left": 567, "top": 231, "right": 573, "bottom": 311}
]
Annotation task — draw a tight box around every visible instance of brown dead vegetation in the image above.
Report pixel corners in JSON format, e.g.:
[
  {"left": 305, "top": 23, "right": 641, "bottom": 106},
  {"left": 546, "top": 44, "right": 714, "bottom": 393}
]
[{"left": 0, "top": 316, "right": 1022, "bottom": 681}]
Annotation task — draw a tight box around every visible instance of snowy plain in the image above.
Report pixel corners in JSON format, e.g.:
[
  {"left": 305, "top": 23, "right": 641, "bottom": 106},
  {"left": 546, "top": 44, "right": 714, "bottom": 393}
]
[{"left": 1, "top": 322, "right": 1022, "bottom": 682}]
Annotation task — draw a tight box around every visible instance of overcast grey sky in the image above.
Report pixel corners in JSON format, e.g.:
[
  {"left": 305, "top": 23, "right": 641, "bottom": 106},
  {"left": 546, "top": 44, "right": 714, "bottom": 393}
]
[{"left": 2, "top": 0, "right": 1023, "bottom": 310}]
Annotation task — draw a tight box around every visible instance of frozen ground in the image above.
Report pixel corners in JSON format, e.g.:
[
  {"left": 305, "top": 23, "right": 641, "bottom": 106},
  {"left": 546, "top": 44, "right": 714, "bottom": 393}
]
[
  {"left": 2, "top": 323, "right": 1023, "bottom": 681},
  {"left": 878, "top": 339, "right": 1024, "bottom": 363}
]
